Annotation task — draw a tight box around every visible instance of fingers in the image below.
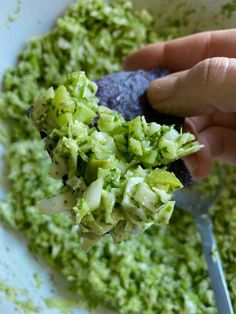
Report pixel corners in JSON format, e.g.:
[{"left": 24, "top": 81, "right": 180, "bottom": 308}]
[
  {"left": 147, "top": 57, "right": 236, "bottom": 116},
  {"left": 187, "top": 112, "right": 236, "bottom": 133},
  {"left": 184, "top": 126, "right": 236, "bottom": 179},
  {"left": 124, "top": 29, "right": 236, "bottom": 71}
]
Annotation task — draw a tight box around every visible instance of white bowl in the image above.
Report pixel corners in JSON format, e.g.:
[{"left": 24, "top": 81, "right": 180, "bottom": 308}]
[{"left": 0, "top": 1, "right": 234, "bottom": 313}]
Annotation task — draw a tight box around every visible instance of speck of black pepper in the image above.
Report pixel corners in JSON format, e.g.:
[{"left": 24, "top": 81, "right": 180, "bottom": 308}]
[
  {"left": 62, "top": 175, "right": 68, "bottom": 184},
  {"left": 39, "top": 131, "right": 47, "bottom": 139}
]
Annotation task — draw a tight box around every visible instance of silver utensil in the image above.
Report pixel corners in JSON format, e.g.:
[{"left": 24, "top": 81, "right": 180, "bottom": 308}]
[{"left": 174, "top": 170, "right": 234, "bottom": 314}]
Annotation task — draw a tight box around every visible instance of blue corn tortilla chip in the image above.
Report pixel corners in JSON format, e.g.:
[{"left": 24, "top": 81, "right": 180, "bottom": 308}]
[
  {"left": 95, "top": 69, "right": 184, "bottom": 129},
  {"left": 95, "top": 69, "right": 192, "bottom": 187}
]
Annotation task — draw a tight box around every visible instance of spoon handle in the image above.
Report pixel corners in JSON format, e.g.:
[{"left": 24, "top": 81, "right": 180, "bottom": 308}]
[{"left": 194, "top": 214, "right": 234, "bottom": 314}]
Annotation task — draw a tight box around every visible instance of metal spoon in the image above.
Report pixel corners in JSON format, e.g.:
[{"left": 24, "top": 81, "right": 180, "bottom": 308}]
[{"left": 174, "top": 170, "right": 234, "bottom": 314}]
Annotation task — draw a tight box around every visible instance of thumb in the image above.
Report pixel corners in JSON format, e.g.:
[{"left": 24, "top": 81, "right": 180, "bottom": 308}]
[{"left": 147, "top": 57, "right": 236, "bottom": 116}]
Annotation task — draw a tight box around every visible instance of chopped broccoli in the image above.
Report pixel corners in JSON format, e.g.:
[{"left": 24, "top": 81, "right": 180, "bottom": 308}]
[
  {"left": 29, "top": 71, "right": 201, "bottom": 249},
  {"left": 0, "top": 1, "right": 235, "bottom": 313}
]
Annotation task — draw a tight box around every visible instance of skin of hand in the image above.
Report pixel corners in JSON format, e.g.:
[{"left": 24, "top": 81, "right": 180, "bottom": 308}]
[{"left": 123, "top": 29, "right": 236, "bottom": 179}]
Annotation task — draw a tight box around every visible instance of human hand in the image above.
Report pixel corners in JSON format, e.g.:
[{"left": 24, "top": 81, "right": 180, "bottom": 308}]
[{"left": 124, "top": 29, "right": 236, "bottom": 179}]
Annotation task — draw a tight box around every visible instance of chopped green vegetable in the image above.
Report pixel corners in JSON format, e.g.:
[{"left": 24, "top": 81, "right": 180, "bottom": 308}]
[
  {"left": 0, "top": 0, "right": 236, "bottom": 313},
  {"left": 29, "top": 71, "right": 201, "bottom": 248},
  {"left": 0, "top": 280, "right": 41, "bottom": 314},
  {"left": 44, "top": 297, "right": 78, "bottom": 314},
  {"left": 33, "top": 273, "right": 43, "bottom": 289}
]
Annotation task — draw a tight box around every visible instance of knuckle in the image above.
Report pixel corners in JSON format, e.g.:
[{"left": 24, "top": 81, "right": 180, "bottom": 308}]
[
  {"left": 202, "top": 31, "right": 214, "bottom": 57},
  {"left": 198, "top": 57, "right": 231, "bottom": 86},
  {"left": 185, "top": 57, "right": 236, "bottom": 112}
]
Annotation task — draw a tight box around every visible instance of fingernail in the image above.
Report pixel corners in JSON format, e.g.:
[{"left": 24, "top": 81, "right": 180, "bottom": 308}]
[{"left": 147, "top": 75, "right": 178, "bottom": 105}]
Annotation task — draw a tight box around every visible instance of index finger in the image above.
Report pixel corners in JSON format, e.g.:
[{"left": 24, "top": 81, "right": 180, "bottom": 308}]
[{"left": 123, "top": 29, "right": 236, "bottom": 71}]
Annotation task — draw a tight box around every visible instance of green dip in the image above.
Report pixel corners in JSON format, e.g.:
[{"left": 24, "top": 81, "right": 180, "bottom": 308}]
[{"left": 0, "top": 1, "right": 235, "bottom": 313}]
